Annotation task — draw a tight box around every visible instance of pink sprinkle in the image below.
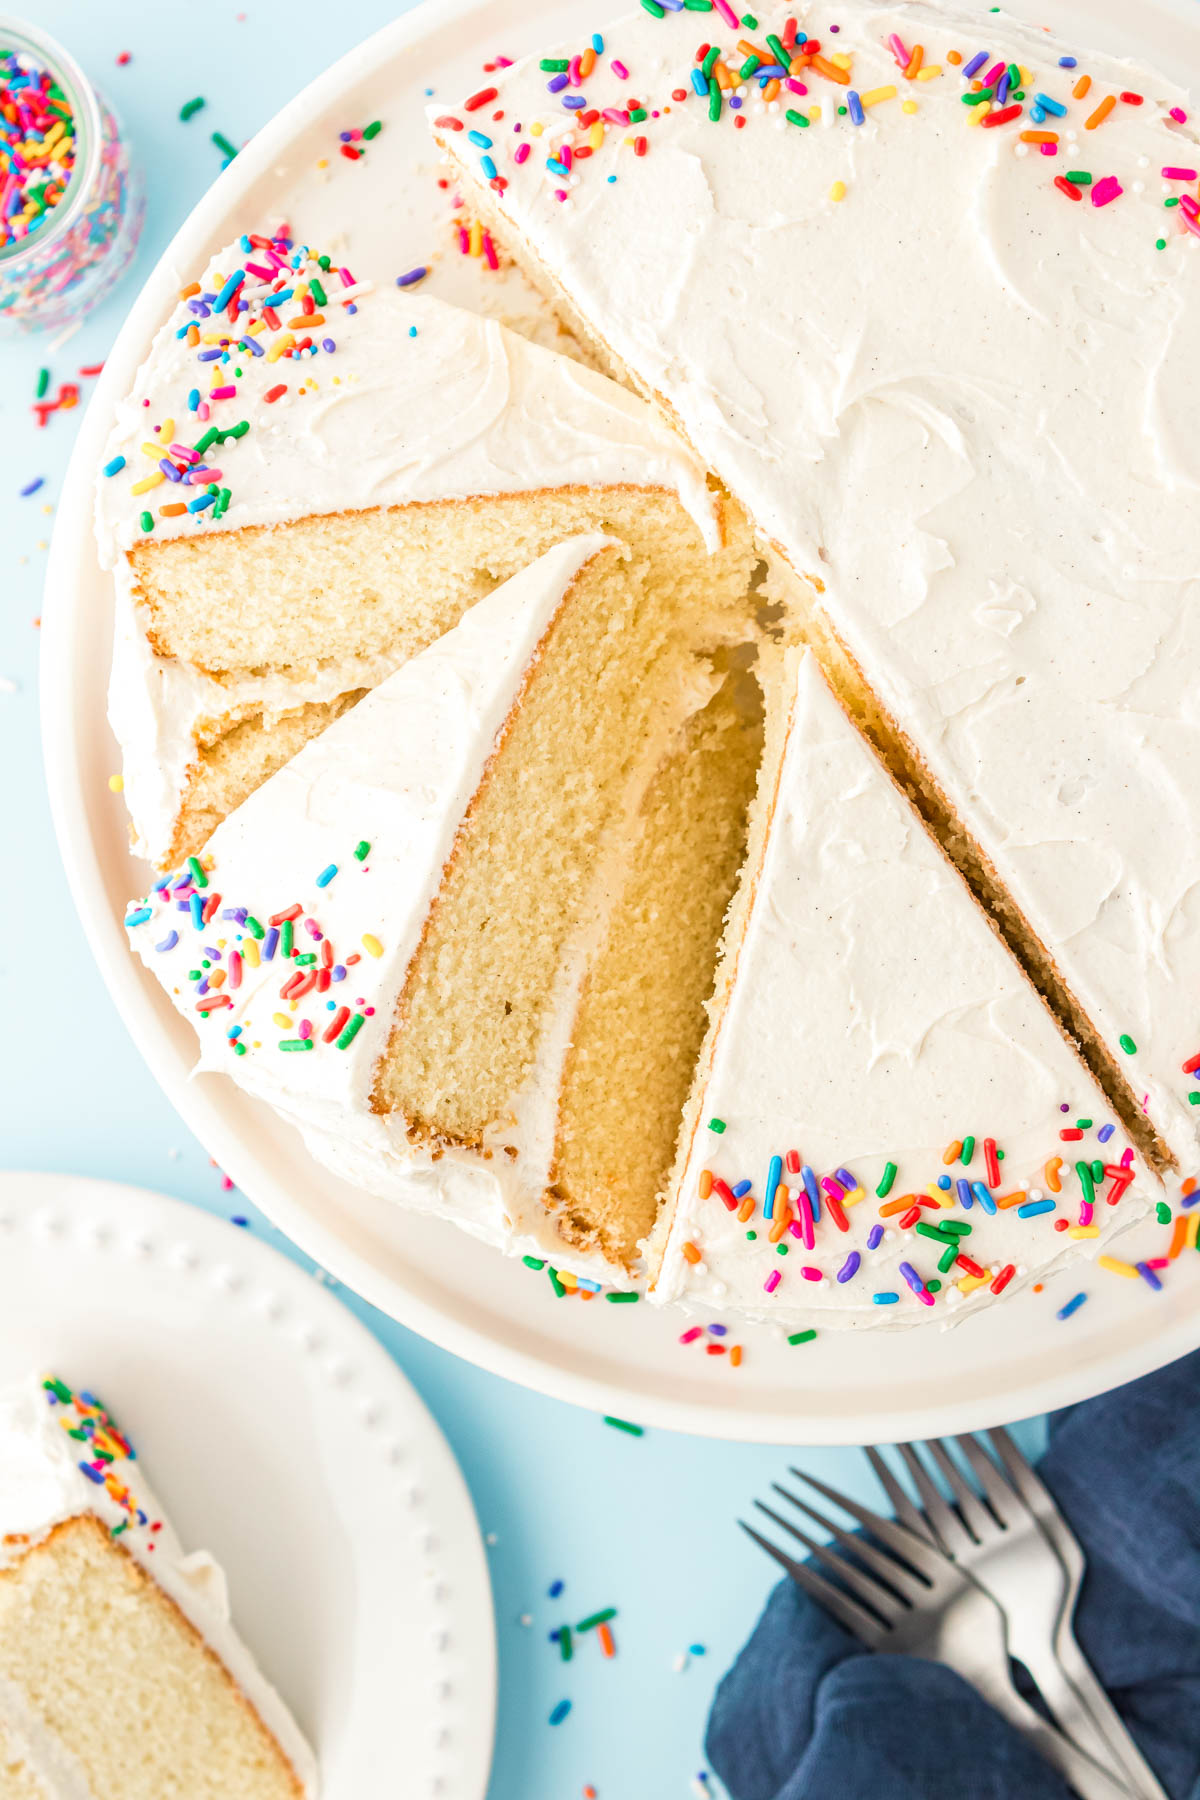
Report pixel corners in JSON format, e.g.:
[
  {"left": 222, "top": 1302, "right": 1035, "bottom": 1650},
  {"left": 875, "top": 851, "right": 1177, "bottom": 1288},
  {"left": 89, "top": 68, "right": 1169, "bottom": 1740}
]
[
  {"left": 983, "top": 60, "right": 1006, "bottom": 86},
  {"left": 788, "top": 1220, "right": 804, "bottom": 1240},
  {"left": 482, "top": 231, "right": 499, "bottom": 270},
  {"left": 611, "top": 57, "right": 630, "bottom": 79},
  {"left": 679, "top": 1326, "right": 703, "bottom": 1344},
  {"left": 554, "top": 189, "right": 569, "bottom": 202},
  {"left": 169, "top": 443, "right": 199, "bottom": 463},
  {"left": 916, "top": 1288, "right": 935, "bottom": 1307},
  {"left": 1091, "top": 175, "right": 1123, "bottom": 208},
  {"left": 1181, "top": 207, "right": 1200, "bottom": 240},
  {"left": 514, "top": 140, "right": 531, "bottom": 164},
  {"left": 245, "top": 261, "right": 274, "bottom": 279},
  {"left": 1163, "top": 166, "right": 1198, "bottom": 180},
  {"left": 561, "top": 143, "right": 572, "bottom": 169},
  {"left": 602, "top": 107, "right": 630, "bottom": 125},
  {"left": 1146, "top": 1256, "right": 1171, "bottom": 1269},
  {"left": 1079, "top": 1201, "right": 1094, "bottom": 1225},
  {"left": 785, "top": 78, "right": 808, "bottom": 96},
  {"left": 495, "top": 55, "right": 513, "bottom": 68},
  {"left": 763, "top": 1269, "right": 782, "bottom": 1294},
  {"left": 1121, "top": 1147, "right": 1135, "bottom": 1168},
  {"left": 228, "top": 951, "right": 242, "bottom": 990},
  {"left": 799, "top": 1192, "right": 815, "bottom": 1252},
  {"left": 209, "top": 384, "right": 236, "bottom": 400},
  {"left": 800, "top": 1266, "right": 823, "bottom": 1282},
  {"left": 1170, "top": 106, "right": 1188, "bottom": 124},
  {"left": 1179, "top": 192, "right": 1199, "bottom": 218},
  {"left": 187, "top": 467, "right": 220, "bottom": 483},
  {"left": 458, "top": 226, "right": 470, "bottom": 253},
  {"left": 888, "top": 32, "right": 909, "bottom": 66},
  {"left": 712, "top": 0, "right": 739, "bottom": 29},
  {"left": 338, "top": 266, "right": 356, "bottom": 288},
  {"left": 1040, "top": 142, "right": 1058, "bottom": 156},
  {"left": 298, "top": 1019, "right": 312, "bottom": 1040},
  {"left": 197, "top": 401, "right": 210, "bottom": 421},
  {"left": 569, "top": 55, "right": 581, "bottom": 83},
  {"left": 821, "top": 1176, "right": 847, "bottom": 1202}
]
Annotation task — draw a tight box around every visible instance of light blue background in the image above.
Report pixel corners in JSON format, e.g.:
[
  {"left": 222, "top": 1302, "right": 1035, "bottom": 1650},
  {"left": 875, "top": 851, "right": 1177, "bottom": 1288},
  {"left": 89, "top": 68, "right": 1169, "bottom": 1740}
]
[{"left": 0, "top": 6, "right": 1042, "bottom": 1796}]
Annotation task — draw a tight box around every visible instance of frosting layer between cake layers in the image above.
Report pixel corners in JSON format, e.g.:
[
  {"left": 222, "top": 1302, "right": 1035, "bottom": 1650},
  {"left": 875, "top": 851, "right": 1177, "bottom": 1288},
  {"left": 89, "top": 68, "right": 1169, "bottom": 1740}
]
[
  {"left": 95, "top": 247, "right": 722, "bottom": 864},
  {"left": 435, "top": 0, "right": 1200, "bottom": 1173},
  {"left": 0, "top": 1376, "right": 316, "bottom": 1795},
  {"left": 125, "top": 537, "right": 647, "bottom": 1286},
  {"left": 654, "top": 651, "right": 1151, "bottom": 1330}
]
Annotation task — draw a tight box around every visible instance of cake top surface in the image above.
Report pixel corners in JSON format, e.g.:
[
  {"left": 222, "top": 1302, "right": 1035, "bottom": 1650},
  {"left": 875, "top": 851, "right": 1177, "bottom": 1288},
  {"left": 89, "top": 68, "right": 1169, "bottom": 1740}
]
[
  {"left": 437, "top": 0, "right": 1200, "bottom": 1172},
  {"left": 655, "top": 651, "right": 1150, "bottom": 1329},
  {"left": 94, "top": 234, "right": 719, "bottom": 560}
]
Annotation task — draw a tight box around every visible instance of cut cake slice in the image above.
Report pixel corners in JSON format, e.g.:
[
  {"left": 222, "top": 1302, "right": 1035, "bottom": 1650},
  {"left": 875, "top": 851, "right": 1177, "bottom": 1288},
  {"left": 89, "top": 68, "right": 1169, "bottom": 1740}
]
[
  {"left": 433, "top": 0, "right": 1200, "bottom": 1179},
  {"left": 650, "top": 649, "right": 1154, "bottom": 1329},
  {"left": 96, "top": 235, "right": 755, "bottom": 868}
]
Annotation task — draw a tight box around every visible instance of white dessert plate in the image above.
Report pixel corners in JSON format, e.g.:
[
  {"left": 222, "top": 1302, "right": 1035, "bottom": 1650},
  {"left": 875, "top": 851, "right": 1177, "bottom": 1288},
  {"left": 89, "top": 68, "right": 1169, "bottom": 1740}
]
[
  {"left": 0, "top": 1172, "right": 495, "bottom": 1800},
  {"left": 41, "top": 0, "right": 1200, "bottom": 1443}
]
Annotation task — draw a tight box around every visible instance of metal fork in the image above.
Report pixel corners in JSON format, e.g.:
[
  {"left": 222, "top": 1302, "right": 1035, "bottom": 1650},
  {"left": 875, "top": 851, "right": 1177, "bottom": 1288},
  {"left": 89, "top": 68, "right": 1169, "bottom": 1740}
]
[
  {"left": 742, "top": 1471, "right": 1134, "bottom": 1800},
  {"left": 865, "top": 1437, "right": 1166, "bottom": 1800}
]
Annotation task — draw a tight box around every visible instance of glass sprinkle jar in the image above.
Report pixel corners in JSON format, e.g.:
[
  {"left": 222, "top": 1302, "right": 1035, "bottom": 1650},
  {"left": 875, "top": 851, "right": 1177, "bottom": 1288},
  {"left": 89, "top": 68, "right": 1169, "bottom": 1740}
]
[{"left": 0, "top": 17, "right": 143, "bottom": 334}]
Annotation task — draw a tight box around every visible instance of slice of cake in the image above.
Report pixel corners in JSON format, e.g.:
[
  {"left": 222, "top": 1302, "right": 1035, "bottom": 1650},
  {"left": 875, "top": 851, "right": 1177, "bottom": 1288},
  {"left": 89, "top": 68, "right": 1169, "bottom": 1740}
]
[
  {"left": 433, "top": 0, "right": 1200, "bottom": 1179},
  {"left": 96, "top": 235, "right": 755, "bottom": 868},
  {"left": 0, "top": 1374, "right": 314, "bottom": 1798},
  {"left": 125, "top": 538, "right": 763, "bottom": 1274},
  {"left": 649, "top": 649, "right": 1153, "bottom": 1328}
]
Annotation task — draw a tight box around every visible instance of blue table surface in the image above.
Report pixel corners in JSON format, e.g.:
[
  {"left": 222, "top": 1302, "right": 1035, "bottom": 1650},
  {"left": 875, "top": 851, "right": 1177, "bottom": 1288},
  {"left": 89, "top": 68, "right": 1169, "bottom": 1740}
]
[{"left": 0, "top": 5, "right": 1044, "bottom": 1796}]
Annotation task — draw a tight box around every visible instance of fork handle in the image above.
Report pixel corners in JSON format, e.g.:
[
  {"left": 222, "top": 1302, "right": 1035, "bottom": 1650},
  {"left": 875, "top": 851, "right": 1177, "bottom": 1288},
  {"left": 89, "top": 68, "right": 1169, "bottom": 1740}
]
[
  {"left": 1053, "top": 1627, "right": 1170, "bottom": 1800},
  {"left": 1007, "top": 1626, "right": 1148, "bottom": 1795},
  {"left": 983, "top": 1678, "right": 1137, "bottom": 1800}
]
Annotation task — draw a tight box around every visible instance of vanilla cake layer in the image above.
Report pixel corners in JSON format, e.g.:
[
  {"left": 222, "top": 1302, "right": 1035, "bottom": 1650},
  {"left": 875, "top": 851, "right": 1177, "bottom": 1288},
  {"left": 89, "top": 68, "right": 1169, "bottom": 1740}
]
[
  {"left": 434, "top": 0, "right": 1200, "bottom": 1177},
  {"left": 0, "top": 1377, "right": 313, "bottom": 1799},
  {"left": 97, "top": 245, "right": 755, "bottom": 866},
  {"left": 651, "top": 649, "right": 1153, "bottom": 1329}
]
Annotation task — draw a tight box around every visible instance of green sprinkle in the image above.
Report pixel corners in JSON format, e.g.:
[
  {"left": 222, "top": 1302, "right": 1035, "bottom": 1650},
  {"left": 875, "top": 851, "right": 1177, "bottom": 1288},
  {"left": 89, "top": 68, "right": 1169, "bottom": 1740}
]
[
  {"left": 244, "top": 915, "right": 265, "bottom": 939},
  {"left": 309, "top": 277, "right": 327, "bottom": 307},
  {"left": 233, "top": 1041, "right": 246, "bottom": 1056},
  {"left": 1157, "top": 238, "right": 1168, "bottom": 250},
  {"left": 938, "top": 1245, "right": 959, "bottom": 1274},
  {"left": 226, "top": 418, "right": 250, "bottom": 440},
  {"left": 939, "top": 1220, "right": 972, "bottom": 1236},
  {"left": 318, "top": 255, "right": 332, "bottom": 270},
  {"left": 548, "top": 1267, "right": 566, "bottom": 1298},
  {"left": 926, "top": 1279, "right": 942, "bottom": 1294},
  {"left": 640, "top": 0, "right": 665, "bottom": 15},
  {"left": 1156, "top": 1201, "right": 1172, "bottom": 1225},
  {"left": 962, "top": 87, "right": 995, "bottom": 105},
  {"left": 212, "top": 130, "right": 238, "bottom": 158},
  {"left": 362, "top": 120, "right": 383, "bottom": 139},
  {"left": 707, "top": 1115, "right": 726, "bottom": 1133},
  {"left": 188, "top": 969, "right": 201, "bottom": 982},
  {"left": 916, "top": 1222, "right": 957, "bottom": 1244},
  {"left": 35, "top": 367, "right": 49, "bottom": 399},
  {"left": 708, "top": 82, "right": 722, "bottom": 121},
  {"left": 767, "top": 33, "right": 789, "bottom": 65},
  {"left": 786, "top": 107, "right": 809, "bottom": 128},
  {"left": 1066, "top": 170, "right": 1093, "bottom": 184},
  {"left": 606, "top": 1290, "right": 639, "bottom": 1303},
  {"left": 683, "top": 0, "right": 714, "bottom": 9},
  {"left": 1006, "top": 62, "right": 1020, "bottom": 85},
  {"left": 1119, "top": 1034, "right": 1137, "bottom": 1054},
  {"left": 540, "top": 58, "right": 570, "bottom": 70},
  {"left": 576, "top": 1607, "right": 617, "bottom": 1632},
  {"left": 522, "top": 1255, "right": 546, "bottom": 1269},
  {"left": 960, "top": 1135, "right": 975, "bottom": 1166},
  {"left": 776, "top": 1242, "right": 789, "bottom": 1255},
  {"left": 43, "top": 1377, "right": 71, "bottom": 1403},
  {"left": 603, "top": 1416, "right": 644, "bottom": 1435},
  {"left": 876, "top": 1161, "right": 898, "bottom": 1198},
  {"left": 139, "top": 511, "right": 154, "bottom": 533},
  {"left": 1190, "top": 1092, "right": 1200, "bottom": 1106},
  {"left": 180, "top": 97, "right": 206, "bottom": 121},
  {"left": 837, "top": 104, "right": 847, "bottom": 114},
  {"left": 354, "top": 840, "right": 371, "bottom": 861},
  {"left": 1092, "top": 1159, "right": 1105, "bottom": 1183},
  {"left": 1077, "top": 1118, "right": 1093, "bottom": 1129},
  {"left": 111, "top": 1519, "right": 129, "bottom": 1537},
  {"left": 1165, "top": 197, "right": 1180, "bottom": 209},
  {"left": 745, "top": 1229, "right": 757, "bottom": 1240},
  {"left": 335, "top": 1013, "right": 365, "bottom": 1050},
  {"left": 1075, "top": 1161, "right": 1096, "bottom": 1206},
  {"left": 293, "top": 953, "right": 317, "bottom": 966},
  {"left": 193, "top": 426, "right": 219, "bottom": 456},
  {"left": 281, "top": 919, "right": 293, "bottom": 958},
  {"left": 186, "top": 854, "right": 208, "bottom": 889},
  {"left": 279, "top": 1038, "right": 314, "bottom": 1052},
  {"left": 630, "top": 106, "right": 648, "bottom": 121},
  {"left": 742, "top": 11, "right": 759, "bottom": 25},
  {"left": 558, "top": 1625, "right": 573, "bottom": 1661},
  {"left": 787, "top": 1329, "right": 818, "bottom": 1347},
  {"left": 739, "top": 55, "right": 761, "bottom": 78}
]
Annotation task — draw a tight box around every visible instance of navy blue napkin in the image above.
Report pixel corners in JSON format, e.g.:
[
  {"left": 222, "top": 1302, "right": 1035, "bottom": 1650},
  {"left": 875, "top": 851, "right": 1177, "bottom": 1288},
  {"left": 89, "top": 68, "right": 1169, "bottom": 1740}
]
[{"left": 707, "top": 1348, "right": 1200, "bottom": 1799}]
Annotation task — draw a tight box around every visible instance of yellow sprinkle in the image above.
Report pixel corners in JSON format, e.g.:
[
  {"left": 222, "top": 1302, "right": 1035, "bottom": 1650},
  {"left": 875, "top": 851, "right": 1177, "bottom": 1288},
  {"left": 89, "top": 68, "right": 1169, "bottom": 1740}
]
[
  {"left": 928, "top": 1183, "right": 955, "bottom": 1210},
  {"left": 957, "top": 1274, "right": 989, "bottom": 1295},
  {"left": 916, "top": 64, "right": 942, "bottom": 80},
  {"left": 1187, "top": 1213, "right": 1200, "bottom": 1250},
  {"left": 266, "top": 333, "right": 296, "bottom": 364},
  {"left": 107, "top": 773, "right": 123, "bottom": 792},
  {"left": 967, "top": 104, "right": 987, "bottom": 127},
  {"left": 161, "top": 419, "right": 174, "bottom": 442},
  {"left": 468, "top": 219, "right": 483, "bottom": 257},
  {"left": 558, "top": 1268, "right": 579, "bottom": 1290},
  {"left": 243, "top": 939, "right": 260, "bottom": 969},
  {"left": 842, "top": 1185, "right": 864, "bottom": 1207},
  {"left": 623, "top": 135, "right": 635, "bottom": 146},
  {"left": 1098, "top": 1255, "right": 1139, "bottom": 1279},
  {"left": 316, "top": 157, "right": 328, "bottom": 169},
  {"left": 273, "top": 1013, "right": 292, "bottom": 1030},
  {"left": 860, "top": 84, "right": 897, "bottom": 106},
  {"left": 130, "top": 473, "right": 164, "bottom": 495},
  {"left": 1018, "top": 65, "right": 1033, "bottom": 86},
  {"left": 530, "top": 120, "right": 544, "bottom": 136},
  {"left": 831, "top": 52, "right": 853, "bottom": 69},
  {"left": 140, "top": 442, "right": 161, "bottom": 458},
  {"left": 830, "top": 179, "right": 847, "bottom": 201},
  {"left": 1068, "top": 1225, "right": 1100, "bottom": 1239},
  {"left": 201, "top": 333, "right": 227, "bottom": 344},
  {"left": 808, "top": 103, "right": 821, "bottom": 120},
  {"left": 362, "top": 933, "right": 384, "bottom": 958},
  {"left": 901, "top": 99, "right": 918, "bottom": 113},
  {"left": 589, "top": 120, "right": 604, "bottom": 150}
]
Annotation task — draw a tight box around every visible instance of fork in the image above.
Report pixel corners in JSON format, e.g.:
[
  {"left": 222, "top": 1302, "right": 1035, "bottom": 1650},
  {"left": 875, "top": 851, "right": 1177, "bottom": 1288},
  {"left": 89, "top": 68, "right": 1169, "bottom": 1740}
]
[
  {"left": 865, "top": 1437, "right": 1166, "bottom": 1800},
  {"left": 742, "top": 1471, "right": 1134, "bottom": 1800}
]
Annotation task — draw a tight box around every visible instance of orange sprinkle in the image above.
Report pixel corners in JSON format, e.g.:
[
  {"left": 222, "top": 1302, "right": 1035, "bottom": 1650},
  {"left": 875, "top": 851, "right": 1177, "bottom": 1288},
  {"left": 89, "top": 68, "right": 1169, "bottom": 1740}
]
[
  {"left": 597, "top": 1623, "right": 616, "bottom": 1659},
  {"left": 1168, "top": 1216, "right": 1188, "bottom": 1260},
  {"left": 811, "top": 54, "right": 851, "bottom": 85},
  {"left": 737, "top": 1196, "right": 755, "bottom": 1223},
  {"left": 738, "top": 37, "right": 767, "bottom": 58},
  {"left": 698, "top": 1169, "right": 713, "bottom": 1200},
  {"left": 879, "top": 1194, "right": 918, "bottom": 1217},
  {"left": 942, "top": 1140, "right": 963, "bottom": 1166},
  {"left": 905, "top": 44, "right": 923, "bottom": 78},
  {"left": 730, "top": 1344, "right": 743, "bottom": 1368},
  {"left": 186, "top": 323, "right": 200, "bottom": 347},
  {"left": 788, "top": 52, "right": 812, "bottom": 74},
  {"left": 1044, "top": 1156, "right": 1063, "bottom": 1193},
  {"left": 1032, "top": 1282, "right": 1044, "bottom": 1293},
  {"left": 1184, "top": 1176, "right": 1197, "bottom": 1197},
  {"left": 178, "top": 280, "right": 201, "bottom": 300},
  {"left": 681, "top": 1241, "right": 702, "bottom": 1265},
  {"left": 997, "top": 1191, "right": 1029, "bottom": 1209},
  {"left": 1073, "top": 73, "right": 1092, "bottom": 99},
  {"left": 1086, "top": 93, "right": 1115, "bottom": 129},
  {"left": 946, "top": 48, "right": 963, "bottom": 65},
  {"left": 769, "top": 1206, "right": 792, "bottom": 1244},
  {"left": 1020, "top": 130, "right": 1058, "bottom": 143},
  {"left": 762, "top": 77, "right": 781, "bottom": 101},
  {"left": 159, "top": 502, "right": 187, "bottom": 517},
  {"left": 579, "top": 46, "right": 595, "bottom": 77},
  {"left": 713, "top": 59, "right": 733, "bottom": 90}
]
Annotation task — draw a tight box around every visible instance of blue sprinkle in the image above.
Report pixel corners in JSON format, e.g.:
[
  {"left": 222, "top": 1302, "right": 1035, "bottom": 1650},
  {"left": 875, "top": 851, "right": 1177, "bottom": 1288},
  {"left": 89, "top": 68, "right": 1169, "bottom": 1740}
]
[
  {"left": 315, "top": 863, "right": 337, "bottom": 888},
  {"left": 592, "top": 32, "right": 604, "bottom": 51},
  {"left": 691, "top": 69, "right": 708, "bottom": 94},
  {"left": 1136, "top": 1262, "right": 1163, "bottom": 1292},
  {"left": 124, "top": 907, "right": 152, "bottom": 928},
  {"left": 188, "top": 492, "right": 216, "bottom": 513},
  {"left": 873, "top": 1292, "right": 899, "bottom": 1306},
  {"left": 836, "top": 1251, "right": 861, "bottom": 1284},
  {"left": 1036, "top": 92, "right": 1067, "bottom": 116},
  {"left": 155, "top": 930, "right": 179, "bottom": 952},
  {"left": 847, "top": 90, "right": 865, "bottom": 125},
  {"left": 481, "top": 155, "right": 498, "bottom": 179},
  {"left": 467, "top": 129, "right": 493, "bottom": 148},
  {"left": 197, "top": 347, "right": 224, "bottom": 362},
  {"left": 231, "top": 1214, "right": 249, "bottom": 1225},
  {"left": 800, "top": 1164, "right": 821, "bottom": 1222},
  {"left": 971, "top": 1182, "right": 998, "bottom": 1216},
  {"left": 996, "top": 73, "right": 1010, "bottom": 105},
  {"left": 322, "top": 337, "right": 335, "bottom": 352},
  {"left": 332, "top": 964, "right": 346, "bottom": 981},
  {"left": 1058, "top": 55, "right": 1077, "bottom": 68},
  {"left": 547, "top": 73, "right": 569, "bottom": 93},
  {"left": 688, "top": 1642, "right": 707, "bottom": 1655},
  {"left": 263, "top": 927, "right": 279, "bottom": 962},
  {"left": 1098, "top": 1123, "right": 1115, "bottom": 1143},
  {"left": 239, "top": 335, "right": 264, "bottom": 356},
  {"left": 408, "top": 326, "right": 417, "bottom": 338},
  {"left": 708, "top": 1322, "right": 728, "bottom": 1336},
  {"left": 730, "top": 1179, "right": 752, "bottom": 1198},
  {"left": 962, "top": 50, "right": 989, "bottom": 78},
  {"left": 102, "top": 455, "right": 126, "bottom": 478},
  {"left": 578, "top": 1278, "right": 602, "bottom": 1293},
  {"left": 187, "top": 387, "right": 200, "bottom": 411},
  {"left": 660, "top": 0, "right": 684, "bottom": 10},
  {"left": 548, "top": 1578, "right": 564, "bottom": 1597},
  {"left": 937, "top": 1173, "right": 952, "bottom": 1190},
  {"left": 956, "top": 1178, "right": 974, "bottom": 1211},
  {"left": 1017, "top": 1197, "right": 1056, "bottom": 1219},
  {"left": 549, "top": 1700, "right": 571, "bottom": 1727},
  {"left": 212, "top": 269, "right": 245, "bottom": 311},
  {"left": 19, "top": 476, "right": 44, "bottom": 497},
  {"left": 395, "top": 266, "right": 427, "bottom": 292},
  {"left": 189, "top": 893, "right": 205, "bottom": 931},
  {"left": 1057, "top": 1292, "right": 1087, "bottom": 1320},
  {"left": 562, "top": 95, "right": 587, "bottom": 109},
  {"left": 78, "top": 1461, "right": 106, "bottom": 1486},
  {"left": 867, "top": 1224, "right": 884, "bottom": 1251},
  {"left": 1029, "top": 103, "right": 1046, "bottom": 124},
  {"left": 546, "top": 157, "right": 570, "bottom": 177},
  {"left": 757, "top": 62, "right": 786, "bottom": 77},
  {"left": 763, "top": 1154, "right": 783, "bottom": 1220}
]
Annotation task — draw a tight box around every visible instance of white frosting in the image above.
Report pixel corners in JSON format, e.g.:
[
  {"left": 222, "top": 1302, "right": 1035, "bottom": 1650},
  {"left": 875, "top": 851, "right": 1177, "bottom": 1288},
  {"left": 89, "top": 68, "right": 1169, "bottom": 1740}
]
[
  {"left": 437, "top": 0, "right": 1200, "bottom": 1173},
  {"left": 125, "top": 538, "right": 637, "bottom": 1287},
  {"left": 0, "top": 1378, "right": 316, "bottom": 1796},
  {"left": 96, "top": 243, "right": 721, "bottom": 865},
  {"left": 654, "top": 652, "right": 1153, "bottom": 1329}
]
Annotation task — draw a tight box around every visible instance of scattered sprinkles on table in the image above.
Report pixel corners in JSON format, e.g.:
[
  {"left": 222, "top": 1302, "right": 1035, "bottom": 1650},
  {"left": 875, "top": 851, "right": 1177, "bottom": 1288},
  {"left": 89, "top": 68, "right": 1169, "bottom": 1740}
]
[{"left": 41, "top": 1375, "right": 161, "bottom": 1548}]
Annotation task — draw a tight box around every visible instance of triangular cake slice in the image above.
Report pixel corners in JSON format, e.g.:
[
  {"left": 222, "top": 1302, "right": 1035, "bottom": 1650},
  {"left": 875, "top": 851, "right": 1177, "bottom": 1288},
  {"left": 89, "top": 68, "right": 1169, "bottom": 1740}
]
[
  {"left": 433, "top": 0, "right": 1200, "bottom": 1179},
  {"left": 649, "top": 649, "right": 1153, "bottom": 1329},
  {"left": 126, "top": 537, "right": 761, "bottom": 1276},
  {"left": 96, "top": 235, "right": 755, "bottom": 868}
]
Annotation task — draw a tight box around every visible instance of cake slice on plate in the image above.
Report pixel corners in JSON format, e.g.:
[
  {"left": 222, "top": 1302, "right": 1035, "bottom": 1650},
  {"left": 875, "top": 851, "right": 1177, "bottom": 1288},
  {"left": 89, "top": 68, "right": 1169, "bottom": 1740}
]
[
  {"left": 95, "top": 237, "right": 754, "bottom": 869},
  {"left": 0, "top": 1374, "right": 314, "bottom": 1798},
  {"left": 432, "top": 0, "right": 1200, "bottom": 1183},
  {"left": 125, "top": 537, "right": 762, "bottom": 1277}
]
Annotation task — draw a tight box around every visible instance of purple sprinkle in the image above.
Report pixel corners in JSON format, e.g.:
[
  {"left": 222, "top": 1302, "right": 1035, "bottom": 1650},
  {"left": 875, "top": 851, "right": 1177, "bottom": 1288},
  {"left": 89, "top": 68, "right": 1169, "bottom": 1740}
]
[
  {"left": 263, "top": 927, "right": 279, "bottom": 962},
  {"left": 867, "top": 1224, "right": 884, "bottom": 1251},
  {"left": 332, "top": 964, "right": 346, "bottom": 981},
  {"left": 19, "top": 476, "right": 44, "bottom": 497},
  {"left": 1098, "top": 1123, "right": 1115, "bottom": 1143},
  {"left": 547, "top": 73, "right": 569, "bottom": 92},
  {"left": 548, "top": 1578, "right": 564, "bottom": 1598},
  {"left": 322, "top": 337, "right": 335, "bottom": 352},
  {"left": 836, "top": 1252, "right": 861, "bottom": 1284},
  {"left": 962, "top": 49, "right": 989, "bottom": 78},
  {"left": 562, "top": 95, "right": 587, "bottom": 109},
  {"left": 707, "top": 1322, "right": 728, "bottom": 1337},
  {"left": 1136, "top": 1262, "right": 1163, "bottom": 1292},
  {"left": 155, "top": 930, "right": 179, "bottom": 952},
  {"left": 395, "top": 266, "right": 427, "bottom": 288},
  {"left": 898, "top": 1261, "right": 924, "bottom": 1295},
  {"left": 834, "top": 1167, "right": 857, "bottom": 1191}
]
